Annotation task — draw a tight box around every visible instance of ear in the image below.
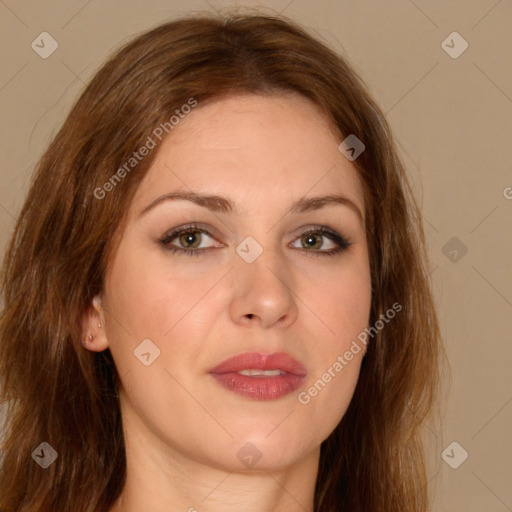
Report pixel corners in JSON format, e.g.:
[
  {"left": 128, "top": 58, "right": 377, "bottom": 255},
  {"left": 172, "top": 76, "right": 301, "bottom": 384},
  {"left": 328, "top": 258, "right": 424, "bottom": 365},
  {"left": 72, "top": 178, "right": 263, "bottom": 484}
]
[{"left": 81, "top": 294, "right": 109, "bottom": 352}]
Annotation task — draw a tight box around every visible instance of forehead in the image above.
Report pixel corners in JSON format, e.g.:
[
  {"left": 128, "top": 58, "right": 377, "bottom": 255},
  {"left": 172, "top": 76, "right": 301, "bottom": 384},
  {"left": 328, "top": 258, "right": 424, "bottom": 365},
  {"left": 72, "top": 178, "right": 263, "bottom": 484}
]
[{"left": 129, "top": 92, "right": 365, "bottom": 219}]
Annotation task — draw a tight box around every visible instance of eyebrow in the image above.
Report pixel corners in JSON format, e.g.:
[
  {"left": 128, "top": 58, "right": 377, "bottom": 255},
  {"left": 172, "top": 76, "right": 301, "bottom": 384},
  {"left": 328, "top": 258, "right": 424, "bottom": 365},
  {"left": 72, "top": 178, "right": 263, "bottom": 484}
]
[{"left": 138, "top": 191, "right": 364, "bottom": 224}]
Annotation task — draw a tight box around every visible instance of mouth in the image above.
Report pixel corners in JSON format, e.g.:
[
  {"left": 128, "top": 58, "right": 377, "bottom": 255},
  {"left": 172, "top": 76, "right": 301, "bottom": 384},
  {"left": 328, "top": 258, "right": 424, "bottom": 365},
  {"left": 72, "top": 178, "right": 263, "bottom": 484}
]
[{"left": 208, "top": 351, "right": 307, "bottom": 400}]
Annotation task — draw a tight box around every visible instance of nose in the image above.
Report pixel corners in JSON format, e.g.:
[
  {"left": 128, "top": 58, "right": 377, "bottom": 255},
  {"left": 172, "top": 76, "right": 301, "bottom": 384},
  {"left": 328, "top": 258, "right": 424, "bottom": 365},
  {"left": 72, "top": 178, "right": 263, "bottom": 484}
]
[{"left": 228, "top": 244, "right": 299, "bottom": 330}]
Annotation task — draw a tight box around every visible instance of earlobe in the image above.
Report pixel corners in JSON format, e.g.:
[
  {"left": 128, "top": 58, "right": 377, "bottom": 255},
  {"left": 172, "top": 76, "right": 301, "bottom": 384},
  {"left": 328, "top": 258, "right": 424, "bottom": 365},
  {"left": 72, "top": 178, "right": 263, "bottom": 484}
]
[{"left": 81, "top": 294, "right": 109, "bottom": 352}]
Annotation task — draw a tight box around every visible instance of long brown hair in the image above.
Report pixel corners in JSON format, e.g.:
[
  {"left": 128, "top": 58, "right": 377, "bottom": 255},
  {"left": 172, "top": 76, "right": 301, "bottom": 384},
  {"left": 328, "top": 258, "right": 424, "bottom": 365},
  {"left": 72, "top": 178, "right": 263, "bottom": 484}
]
[{"left": 0, "top": 10, "right": 445, "bottom": 511}]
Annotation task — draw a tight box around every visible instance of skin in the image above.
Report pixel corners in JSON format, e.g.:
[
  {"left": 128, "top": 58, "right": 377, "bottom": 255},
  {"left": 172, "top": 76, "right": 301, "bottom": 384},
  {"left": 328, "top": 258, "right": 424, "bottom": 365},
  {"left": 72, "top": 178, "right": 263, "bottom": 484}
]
[{"left": 82, "top": 92, "right": 372, "bottom": 512}]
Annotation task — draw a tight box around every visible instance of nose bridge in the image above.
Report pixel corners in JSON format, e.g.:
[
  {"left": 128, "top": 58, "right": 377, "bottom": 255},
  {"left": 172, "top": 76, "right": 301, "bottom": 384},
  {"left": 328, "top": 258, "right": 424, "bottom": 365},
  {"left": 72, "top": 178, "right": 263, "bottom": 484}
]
[{"left": 229, "top": 234, "right": 298, "bottom": 328}]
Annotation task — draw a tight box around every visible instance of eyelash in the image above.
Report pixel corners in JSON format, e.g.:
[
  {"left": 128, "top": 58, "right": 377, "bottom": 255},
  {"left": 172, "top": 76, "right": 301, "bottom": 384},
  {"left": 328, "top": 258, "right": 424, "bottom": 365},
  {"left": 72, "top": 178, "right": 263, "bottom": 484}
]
[{"left": 158, "top": 222, "right": 353, "bottom": 258}]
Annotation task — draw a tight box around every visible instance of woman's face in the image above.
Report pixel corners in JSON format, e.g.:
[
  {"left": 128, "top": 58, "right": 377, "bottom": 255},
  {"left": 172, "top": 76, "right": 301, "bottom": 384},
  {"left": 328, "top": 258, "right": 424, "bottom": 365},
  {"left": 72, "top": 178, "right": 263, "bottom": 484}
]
[{"left": 86, "top": 92, "right": 371, "bottom": 472}]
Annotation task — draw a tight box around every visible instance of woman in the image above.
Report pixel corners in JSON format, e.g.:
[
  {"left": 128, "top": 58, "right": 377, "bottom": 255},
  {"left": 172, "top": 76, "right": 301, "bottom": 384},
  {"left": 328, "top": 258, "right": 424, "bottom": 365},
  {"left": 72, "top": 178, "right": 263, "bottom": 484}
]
[{"left": 0, "top": 11, "right": 444, "bottom": 512}]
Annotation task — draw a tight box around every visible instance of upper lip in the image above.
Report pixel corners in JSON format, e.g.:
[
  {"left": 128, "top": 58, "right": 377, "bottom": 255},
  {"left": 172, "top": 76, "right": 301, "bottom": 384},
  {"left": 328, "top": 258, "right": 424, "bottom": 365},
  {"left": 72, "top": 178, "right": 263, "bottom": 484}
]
[{"left": 209, "top": 351, "right": 307, "bottom": 376}]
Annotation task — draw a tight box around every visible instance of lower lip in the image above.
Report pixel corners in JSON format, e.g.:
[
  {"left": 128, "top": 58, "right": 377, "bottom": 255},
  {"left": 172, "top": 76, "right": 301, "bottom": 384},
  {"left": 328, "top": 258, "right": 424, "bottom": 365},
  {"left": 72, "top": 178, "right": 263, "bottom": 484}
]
[{"left": 210, "top": 372, "right": 306, "bottom": 400}]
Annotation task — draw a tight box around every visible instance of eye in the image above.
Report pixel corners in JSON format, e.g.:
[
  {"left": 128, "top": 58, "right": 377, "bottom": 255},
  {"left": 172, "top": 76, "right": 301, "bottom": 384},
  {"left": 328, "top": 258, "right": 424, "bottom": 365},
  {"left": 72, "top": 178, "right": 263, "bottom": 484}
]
[
  {"left": 158, "top": 223, "right": 352, "bottom": 257},
  {"left": 290, "top": 226, "right": 352, "bottom": 257},
  {"left": 159, "top": 223, "right": 219, "bottom": 256}
]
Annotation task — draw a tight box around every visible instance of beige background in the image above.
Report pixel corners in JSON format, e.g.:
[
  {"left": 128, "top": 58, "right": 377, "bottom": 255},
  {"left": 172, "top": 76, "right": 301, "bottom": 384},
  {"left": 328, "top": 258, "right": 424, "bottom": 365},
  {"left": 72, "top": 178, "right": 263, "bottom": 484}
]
[{"left": 1, "top": 0, "right": 511, "bottom": 510}]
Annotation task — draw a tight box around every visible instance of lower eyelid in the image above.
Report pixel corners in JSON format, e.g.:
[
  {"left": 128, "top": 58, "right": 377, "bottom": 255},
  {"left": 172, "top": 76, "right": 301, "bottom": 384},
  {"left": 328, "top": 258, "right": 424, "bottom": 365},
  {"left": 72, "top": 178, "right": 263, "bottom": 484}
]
[{"left": 160, "top": 231, "right": 351, "bottom": 257}]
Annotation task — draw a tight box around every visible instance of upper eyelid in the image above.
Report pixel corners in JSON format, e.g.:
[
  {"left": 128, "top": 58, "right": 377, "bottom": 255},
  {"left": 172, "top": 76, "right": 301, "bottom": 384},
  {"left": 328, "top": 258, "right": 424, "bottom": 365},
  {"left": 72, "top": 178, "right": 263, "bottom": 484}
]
[
  {"left": 162, "top": 223, "right": 340, "bottom": 238},
  {"left": 160, "top": 223, "right": 349, "bottom": 247}
]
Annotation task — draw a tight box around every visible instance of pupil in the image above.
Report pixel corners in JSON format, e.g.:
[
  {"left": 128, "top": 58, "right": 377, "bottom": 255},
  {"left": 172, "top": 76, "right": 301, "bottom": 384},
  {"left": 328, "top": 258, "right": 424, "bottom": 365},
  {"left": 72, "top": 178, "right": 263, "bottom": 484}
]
[
  {"left": 304, "top": 234, "right": 319, "bottom": 248},
  {"left": 181, "top": 232, "right": 199, "bottom": 248}
]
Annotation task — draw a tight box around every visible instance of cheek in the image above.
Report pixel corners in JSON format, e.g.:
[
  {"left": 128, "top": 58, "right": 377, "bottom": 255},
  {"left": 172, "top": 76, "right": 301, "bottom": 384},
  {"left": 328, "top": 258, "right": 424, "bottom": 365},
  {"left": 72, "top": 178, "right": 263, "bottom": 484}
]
[
  {"left": 296, "top": 257, "right": 371, "bottom": 425},
  {"left": 105, "top": 242, "right": 206, "bottom": 335},
  {"left": 306, "top": 255, "right": 372, "bottom": 352},
  {"left": 103, "top": 245, "right": 226, "bottom": 372},
  {"left": 332, "top": 274, "right": 372, "bottom": 344}
]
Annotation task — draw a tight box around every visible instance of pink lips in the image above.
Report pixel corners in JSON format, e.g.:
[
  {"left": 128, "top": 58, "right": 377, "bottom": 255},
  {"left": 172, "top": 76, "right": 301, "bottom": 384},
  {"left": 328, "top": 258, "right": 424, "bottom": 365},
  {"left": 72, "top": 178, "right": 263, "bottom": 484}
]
[{"left": 209, "top": 352, "right": 307, "bottom": 400}]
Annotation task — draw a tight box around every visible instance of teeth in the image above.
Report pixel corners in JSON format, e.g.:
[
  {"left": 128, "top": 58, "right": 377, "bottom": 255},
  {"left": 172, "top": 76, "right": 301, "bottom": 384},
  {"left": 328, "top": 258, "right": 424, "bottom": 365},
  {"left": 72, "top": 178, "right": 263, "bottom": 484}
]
[{"left": 238, "top": 369, "right": 284, "bottom": 376}]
